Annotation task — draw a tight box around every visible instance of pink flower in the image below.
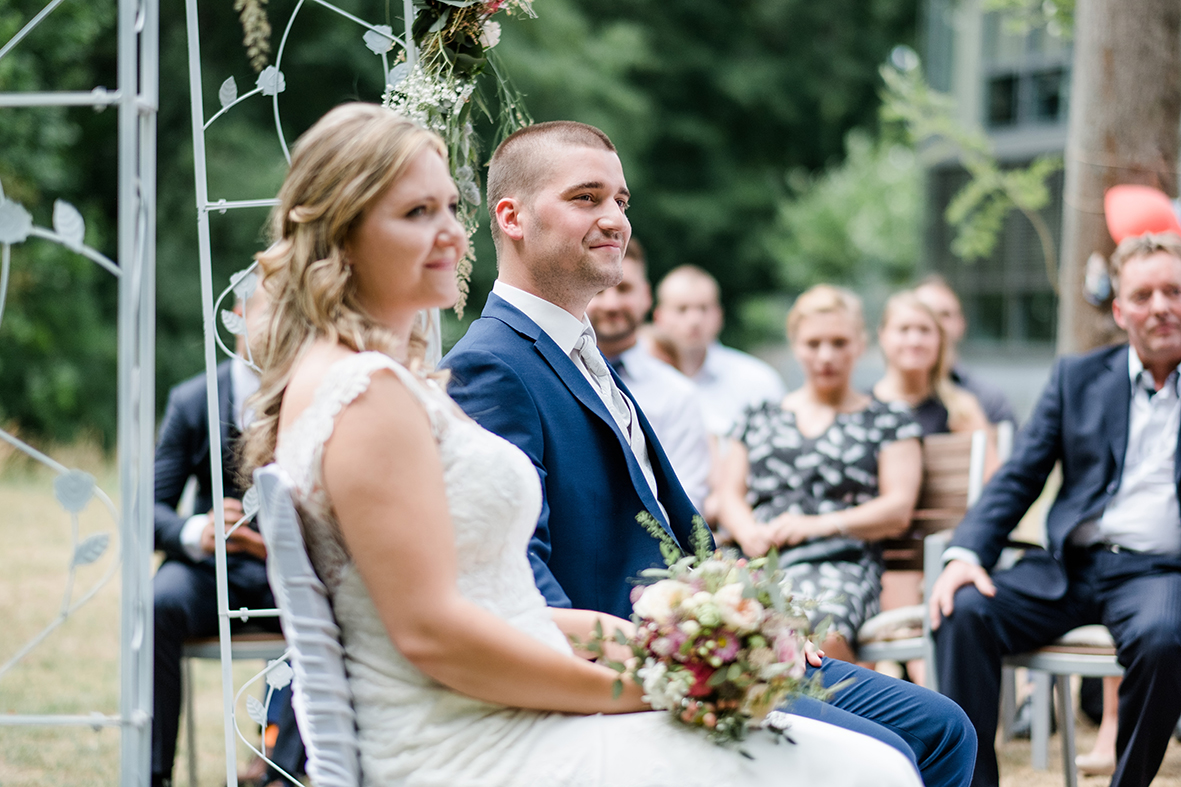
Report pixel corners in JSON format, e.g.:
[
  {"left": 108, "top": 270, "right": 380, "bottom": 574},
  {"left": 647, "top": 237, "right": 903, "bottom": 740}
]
[{"left": 710, "top": 630, "right": 741, "bottom": 663}]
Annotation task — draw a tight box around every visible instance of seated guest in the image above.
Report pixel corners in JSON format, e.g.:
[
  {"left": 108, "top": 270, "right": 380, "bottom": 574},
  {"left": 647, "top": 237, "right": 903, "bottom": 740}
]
[
  {"left": 930, "top": 232, "right": 1181, "bottom": 787},
  {"left": 152, "top": 291, "right": 301, "bottom": 787},
  {"left": 871, "top": 290, "right": 994, "bottom": 685},
  {"left": 715, "top": 284, "right": 923, "bottom": 663},
  {"left": 873, "top": 290, "right": 991, "bottom": 438},
  {"left": 651, "top": 265, "right": 786, "bottom": 438},
  {"left": 586, "top": 238, "right": 711, "bottom": 510},
  {"left": 914, "top": 276, "right": 1017, "bottom": 426}
]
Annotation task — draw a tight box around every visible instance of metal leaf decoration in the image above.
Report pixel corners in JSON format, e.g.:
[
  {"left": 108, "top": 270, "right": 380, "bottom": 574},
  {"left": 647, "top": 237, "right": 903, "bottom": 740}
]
[
  {"left": 388, "top": 62, "right": 410, "bottom": 89},
  {"left": 230, "top": 269, "right": 257, "bottom": 300},
  {"left": 265, "top": 659, "right": 293, "bottom": 690},
  {"left": 246, "top": 694, "right": 267, "bottom": 727},
  {"left": 221, "top": 309, "right": 247, "bottom": 336},
  {"left": 52, "top": 200, "right": 85, "bottom": 250},
  {"left": 256, "top": 66, "right": 286, "bottom": 97},
  {"left": 54, "top": 470, "right": 96, "bottom": 513},
  {"left": 219, "top": 76, "right": 239, "bottom": 108},
  {"left": 242, "top": 485, "right": 260, "bottom": 520},
  {"left": 73, "top": 533, "right": 110, "bottom": 566},
  {"left": 0, "top": 200, "right": 33, "bottom": 245},
  {"left": 363, "top": 25, "right": 394, "bottom": 55}
]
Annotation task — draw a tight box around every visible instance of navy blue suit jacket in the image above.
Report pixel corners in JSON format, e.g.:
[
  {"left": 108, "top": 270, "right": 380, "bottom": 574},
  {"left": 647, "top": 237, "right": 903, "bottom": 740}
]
[
  {"left": 951, "top": 343, "right": 1181, "bottom": 599},
  {"left": 153, "top": 361, "right": 268, "bottom": 591},
  {"left": 441, "top": 293, "right": 706, "bottom": 619}
]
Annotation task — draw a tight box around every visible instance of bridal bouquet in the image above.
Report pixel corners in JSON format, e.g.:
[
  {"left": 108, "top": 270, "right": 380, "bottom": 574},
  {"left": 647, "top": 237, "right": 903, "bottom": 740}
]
[{"left": 579, "top": 517, "right": 836, "bottom": 749}]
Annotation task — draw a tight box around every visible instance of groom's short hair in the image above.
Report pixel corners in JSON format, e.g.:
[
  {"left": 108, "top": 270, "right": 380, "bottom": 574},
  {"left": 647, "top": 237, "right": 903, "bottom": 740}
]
[{"left": 486, "top": 121, "right": 616, "bottom": 248}]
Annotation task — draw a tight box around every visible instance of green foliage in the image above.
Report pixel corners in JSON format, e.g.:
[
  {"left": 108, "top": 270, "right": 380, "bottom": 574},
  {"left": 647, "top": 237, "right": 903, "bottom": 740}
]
[
  {"left": 880, "top": 61, "right": 1061, "bottom": 289},
  {"left": 496, "top": 0, "right": 920, "bottom": 348},
  {"left": 0, "top": 2, "right": 118, "bottom": 445},
  {"left": 764, "top": 130, "right": 920, "bottom": 294},
  {"left": 3, "top": 0, "right": 921, "bottom": 441},
  {"left": 982, "top": 0, "right": 1074, "bottom": 38}
]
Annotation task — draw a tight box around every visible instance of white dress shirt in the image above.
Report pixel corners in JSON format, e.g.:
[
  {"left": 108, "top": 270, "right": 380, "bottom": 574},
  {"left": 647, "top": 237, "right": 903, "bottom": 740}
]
[
  {"left": 1072, "top": 350, "right": 1181, "bottom": 553},
  {"left": 179, "top": 356, "right": 260, "bottom": 561},
  {"left": 492, "top": 281, "right": 663, "bottom": 508},
  {"left": 947, "top": 349, "right": 1181, "bottom": 567},
  {"left": 683, "top": 343, "right": 787, "bottom": 437},
  {"left": 609, "top": 345, "right": 711, "bottom": 511}
]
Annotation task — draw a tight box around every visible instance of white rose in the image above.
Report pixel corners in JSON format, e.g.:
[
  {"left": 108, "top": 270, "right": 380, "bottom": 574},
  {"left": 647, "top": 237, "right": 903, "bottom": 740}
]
[
  {"left": 714, "top": 583, "right": 765, "bottom": 633},
  {"left": 633, "top": 580, "right": 690, "bottom": 624},
  {"left": 480, "top": 21, "right": 502, "bottom": 49}
]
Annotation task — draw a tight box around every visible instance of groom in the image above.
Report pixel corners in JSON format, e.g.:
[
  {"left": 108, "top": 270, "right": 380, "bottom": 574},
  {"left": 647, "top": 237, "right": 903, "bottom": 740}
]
[{"left": 441, "top": 121, "right": 974, "bottom": 787}]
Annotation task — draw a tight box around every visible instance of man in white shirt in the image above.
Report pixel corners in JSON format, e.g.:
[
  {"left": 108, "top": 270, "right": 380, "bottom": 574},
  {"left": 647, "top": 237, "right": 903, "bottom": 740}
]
[
  {"left": 929, "top": 233, "right": 1181, "bottom": 787},
  {"left": 586, "top": 238, "right": 711, "bottom": 510},
  {"left": 651, "top": 265, "right": 786, "bottom": 437}
]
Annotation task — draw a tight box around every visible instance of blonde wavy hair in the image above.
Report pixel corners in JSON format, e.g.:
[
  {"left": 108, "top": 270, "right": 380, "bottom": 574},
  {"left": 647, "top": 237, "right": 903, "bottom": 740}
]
[
  {"left": 879, "top": 290, "right": 978, "bottom": 431},
  {"left": 241, "top": 102, "right": 448, "bottom": 479}
]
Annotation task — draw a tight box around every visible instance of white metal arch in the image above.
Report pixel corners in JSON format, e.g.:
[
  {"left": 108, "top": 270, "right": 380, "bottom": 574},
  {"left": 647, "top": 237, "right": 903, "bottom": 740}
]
[
  {"left": 183, "top": 3, "right": 419, "bottom": 784},
  {"left": 0, "top": 0, "right": 158, "bottom": 784}
]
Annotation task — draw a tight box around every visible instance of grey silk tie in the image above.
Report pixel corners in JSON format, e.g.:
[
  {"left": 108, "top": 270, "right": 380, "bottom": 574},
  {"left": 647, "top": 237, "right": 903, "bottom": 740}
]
[{"left": 575, "top": 333, "right": 632, "bottom": 434}]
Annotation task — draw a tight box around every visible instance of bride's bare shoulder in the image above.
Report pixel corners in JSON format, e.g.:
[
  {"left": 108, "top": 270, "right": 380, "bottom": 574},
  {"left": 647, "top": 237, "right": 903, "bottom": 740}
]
[{"left": 279, "top": 342, "right": 414, "bottom": 433}]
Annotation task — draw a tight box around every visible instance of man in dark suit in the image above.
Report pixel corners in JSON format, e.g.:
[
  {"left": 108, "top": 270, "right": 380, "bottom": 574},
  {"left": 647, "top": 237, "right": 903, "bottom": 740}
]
[
  {"left": 930, "top": 232, "right": 1181, "bottom": 787},
  {"left": 442, "top": 121, "right": 975, "bottom": 787},
  {"left": 152, "top": 299, "right": 301, "bottom": 787}
]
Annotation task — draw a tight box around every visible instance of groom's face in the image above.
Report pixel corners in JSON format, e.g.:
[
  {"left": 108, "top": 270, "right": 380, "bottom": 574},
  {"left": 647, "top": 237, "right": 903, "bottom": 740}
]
[{"left": 520, "top": 144, "right": 632, "bottom": 298}]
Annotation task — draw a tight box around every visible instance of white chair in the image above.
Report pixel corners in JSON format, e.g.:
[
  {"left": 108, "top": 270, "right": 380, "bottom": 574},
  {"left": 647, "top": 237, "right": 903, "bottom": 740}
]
[
  {"left": 855, "top": 429, "right": 989, "bottom": 685},
  {"left": 1006, "top": 626, "right": 1122, "bottom": 786},
  {"left": 254, "top": 464, "right": 361, "bottom": 787}
]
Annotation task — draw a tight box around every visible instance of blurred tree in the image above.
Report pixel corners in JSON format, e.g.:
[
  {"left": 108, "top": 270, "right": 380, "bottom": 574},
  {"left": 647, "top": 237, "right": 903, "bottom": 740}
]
[
  {"left": 764, "top": 130, "right": 920, "bottom": 294},
  {"left": 496, "top": 0, "right": 919, "bottom": 347},
  {"left": 0, "top": 1, "right": 119, "bottom": 444}
]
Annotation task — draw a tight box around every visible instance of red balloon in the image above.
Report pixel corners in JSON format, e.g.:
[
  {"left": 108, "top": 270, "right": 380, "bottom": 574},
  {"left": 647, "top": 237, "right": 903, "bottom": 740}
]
[{"left": 1104, "top": 185, "right": 1181, "bottom": 243}]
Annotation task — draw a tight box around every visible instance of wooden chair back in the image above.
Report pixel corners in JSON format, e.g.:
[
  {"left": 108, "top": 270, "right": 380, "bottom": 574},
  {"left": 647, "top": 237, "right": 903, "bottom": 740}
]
[{"left": 880, "top": 430, "right": 987, "bottom": 571}]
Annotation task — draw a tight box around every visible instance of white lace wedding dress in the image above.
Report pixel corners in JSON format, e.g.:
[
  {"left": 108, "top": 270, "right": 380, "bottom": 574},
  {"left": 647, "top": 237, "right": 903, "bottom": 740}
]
[{"left": 276, "top": 352, "right": 922, "bottom": 787}]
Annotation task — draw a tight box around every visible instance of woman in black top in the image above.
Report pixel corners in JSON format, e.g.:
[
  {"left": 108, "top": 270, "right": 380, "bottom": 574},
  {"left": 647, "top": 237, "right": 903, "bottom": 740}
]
[{"left": 716, "top": 285, "right": 922, "bottom": 663}]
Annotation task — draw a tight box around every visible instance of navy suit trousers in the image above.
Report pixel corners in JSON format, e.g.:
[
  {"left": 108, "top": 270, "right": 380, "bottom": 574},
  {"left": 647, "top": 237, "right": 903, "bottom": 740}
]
[
  {"left": 787, "top": 659, "right": 976, "bottom": 787},
  {"left": 936, "top": 547, "right": 1181, "bottom": 787}
]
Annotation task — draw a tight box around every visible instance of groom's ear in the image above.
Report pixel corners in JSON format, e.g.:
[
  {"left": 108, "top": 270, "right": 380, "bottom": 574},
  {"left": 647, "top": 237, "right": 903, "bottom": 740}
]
[{"left": 494, "top": 197, "right": 526, "bottom": 242}]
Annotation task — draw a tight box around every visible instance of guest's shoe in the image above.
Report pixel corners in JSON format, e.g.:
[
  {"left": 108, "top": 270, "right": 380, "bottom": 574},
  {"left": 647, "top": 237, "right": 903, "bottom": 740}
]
[{"left": 1075, "top": 752, "right": 1116, "bottom": 776}]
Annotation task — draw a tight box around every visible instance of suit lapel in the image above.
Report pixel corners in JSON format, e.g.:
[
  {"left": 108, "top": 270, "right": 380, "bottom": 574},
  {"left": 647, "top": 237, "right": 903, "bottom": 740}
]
[
  {"left": 1103, "top": 346, "right": 1131, "bottom": 480},
  {"left": 485, "top": 294, "right": 672, "bottom": 531}
]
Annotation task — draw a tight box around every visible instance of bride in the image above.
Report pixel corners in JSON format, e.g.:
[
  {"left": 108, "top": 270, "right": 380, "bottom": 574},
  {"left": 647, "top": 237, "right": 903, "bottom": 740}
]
[{"left": 242, "top": 103, "right": 923, "bottom": 787}]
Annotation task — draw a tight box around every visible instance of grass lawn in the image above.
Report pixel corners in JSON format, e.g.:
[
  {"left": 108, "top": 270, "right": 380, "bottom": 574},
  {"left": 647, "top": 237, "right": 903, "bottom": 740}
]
[
  {"left": 0, "top": 451, "right": 275, "bottom": 787},
  {"left": 3, "top": 448, "right": 1181, "bottom": 785}
]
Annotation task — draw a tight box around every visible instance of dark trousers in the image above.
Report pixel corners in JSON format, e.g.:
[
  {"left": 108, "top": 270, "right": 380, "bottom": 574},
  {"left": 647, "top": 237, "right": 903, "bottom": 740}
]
[
  {"left": 787, "top": 658, "right": 977, "bottom": 787},
  {"left": 152, "top": 560, "right": 304, "bottom": 782},
  {"left": 935, "top": 546, "right": 1181, "bottom": 787}
]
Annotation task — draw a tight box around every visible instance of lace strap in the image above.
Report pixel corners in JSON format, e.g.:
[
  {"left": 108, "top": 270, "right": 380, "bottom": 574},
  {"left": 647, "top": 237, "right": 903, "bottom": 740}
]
[
  {"left": 278, "top": 352, "right": 448, "bottom": 495},
  {"left": 314, "top": 351, "right": 447, "bottom": 434}
]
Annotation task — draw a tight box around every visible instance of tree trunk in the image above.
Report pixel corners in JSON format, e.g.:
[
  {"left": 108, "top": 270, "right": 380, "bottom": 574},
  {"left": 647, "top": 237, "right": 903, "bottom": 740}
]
[{"left": 1057, "top": 0, "right": 1181, "bottom": 354}]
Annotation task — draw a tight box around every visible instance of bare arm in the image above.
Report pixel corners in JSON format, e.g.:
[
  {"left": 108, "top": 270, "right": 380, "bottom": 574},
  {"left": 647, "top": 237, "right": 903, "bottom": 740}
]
[
  {"left": 322, "top": 371, "right": 645, "bottom": 715},
  {"left": 713, "top": 440, "right": 777, "bottom": 557},
  {"left": 550, "top": 608, "right": 636, "bottom": 662},
  {"left": 772, "top": 437, "right": 923, "bottom": 546}
]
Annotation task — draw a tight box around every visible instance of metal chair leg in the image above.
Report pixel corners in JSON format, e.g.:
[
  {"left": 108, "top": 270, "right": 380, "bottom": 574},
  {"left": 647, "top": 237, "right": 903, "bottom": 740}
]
[
  {"left": 1001, "top": 665, "right": 1018, "bottom": 741},
  {"left": 184, "top": 655, "right": 198, "bottom": 787},
  {"left": 1056, "top": 674, "right": 1077, "bottom": 787},
  {"left": 1031, "top": 670, "right": 1052, "bottom": 770}
]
